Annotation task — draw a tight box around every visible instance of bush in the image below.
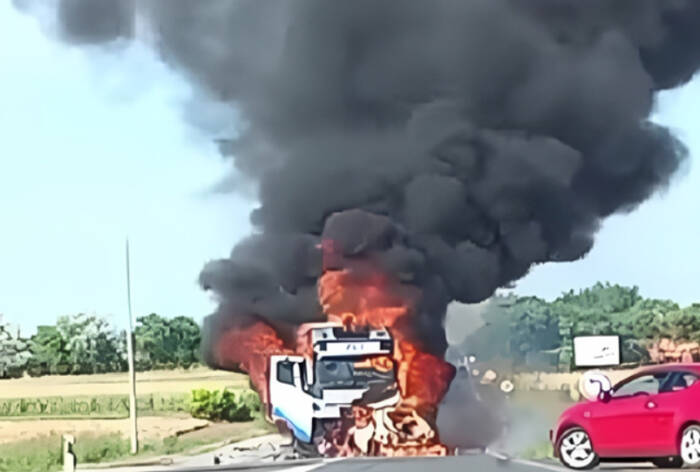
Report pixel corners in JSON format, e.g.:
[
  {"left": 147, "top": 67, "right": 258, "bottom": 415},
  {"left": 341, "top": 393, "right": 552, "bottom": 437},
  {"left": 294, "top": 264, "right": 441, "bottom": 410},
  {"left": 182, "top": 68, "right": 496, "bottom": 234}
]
[
  {"left": 239, "top": 390, "right": 263, "bottom": 415},
  {"left": 189, "top": 388, "right": 257, "bottom": 422}
]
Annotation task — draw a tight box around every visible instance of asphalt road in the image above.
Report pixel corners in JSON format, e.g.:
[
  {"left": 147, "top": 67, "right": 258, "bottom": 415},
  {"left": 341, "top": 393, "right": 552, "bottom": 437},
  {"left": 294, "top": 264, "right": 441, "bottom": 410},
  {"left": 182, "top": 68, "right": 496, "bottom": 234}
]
[
  {"left": 80, "top": 452, "right": 552, "bottom": 472},
  {"left": 106, "top": 455, "right": 551, "bottom": 472},
  {"left": 76, "top": 433, "right": 685, "bottom": 472},
  {"left": 313, "top": 455, "right": 559, "bottom": 472},
  {"left": 79, "top": 453, "right": 689, "bottom": 472},
  {"left": 286, "top": 456, "right": 687, "bottom": 472}
]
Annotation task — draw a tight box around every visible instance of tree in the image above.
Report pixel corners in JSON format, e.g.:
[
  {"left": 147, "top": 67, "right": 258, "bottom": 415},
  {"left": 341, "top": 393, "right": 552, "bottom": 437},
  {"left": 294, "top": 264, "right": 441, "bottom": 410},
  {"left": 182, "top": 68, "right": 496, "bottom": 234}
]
[
  {"left": 135, "top": 313, "right": 201, "bottom": 370},
  {"left": 552, "top": 283, "right": 682, "bottom": 368},
  {"left": 169, "top": 316, "right": 201, "bottom": 368},
  {"left": 56, "top": 314, "right": 126, "bottom": 374},
  {"left": 457, "top": 294, "right": 517, "bottom": 362},
  {"left": 27, "top": 314, "right": 126, "bottom": 376},
  {"left": 508, "top": 296, "right": 560, "bottom": 364},
  {"left": 27, "top": 325, "right": 70, "bottom": 375},
  {"left": 0, "top": 316, "right": 31, "bottom": 378},
  {"left": 652, "top": 304, "right": 700, "bottom": 342}
]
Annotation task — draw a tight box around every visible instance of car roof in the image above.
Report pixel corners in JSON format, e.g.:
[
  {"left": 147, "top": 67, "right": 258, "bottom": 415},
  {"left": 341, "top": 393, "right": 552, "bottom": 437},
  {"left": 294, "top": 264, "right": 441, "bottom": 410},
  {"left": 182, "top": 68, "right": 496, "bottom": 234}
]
[{"left": 637, "top": 363, "right": 700, "bottom": 375}]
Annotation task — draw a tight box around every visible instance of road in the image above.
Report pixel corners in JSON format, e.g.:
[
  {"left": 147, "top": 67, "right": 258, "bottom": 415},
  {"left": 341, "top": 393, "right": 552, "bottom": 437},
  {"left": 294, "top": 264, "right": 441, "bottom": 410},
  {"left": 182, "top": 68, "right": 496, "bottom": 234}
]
[
  {"left": 79, "top": 454, "right": 551, "bottom": 472},
  {"left": 78, "top": 452, "right": 685, "bottom": 472},
  {"left": 76, "top": 433, "right": 683, "bottom": 472}
]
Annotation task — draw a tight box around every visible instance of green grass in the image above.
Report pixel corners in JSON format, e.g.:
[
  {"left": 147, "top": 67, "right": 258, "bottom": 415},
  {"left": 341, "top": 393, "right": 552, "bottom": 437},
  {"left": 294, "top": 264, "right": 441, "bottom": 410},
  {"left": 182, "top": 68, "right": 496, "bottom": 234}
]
[
  {"left": 0, "top": 419, "right": 274, "bottom": 472},
  {"left": 0, "top": 435, "right": 63, "bottom": 472},
  {"left": 0, "top": 433, "right": 146, "bottom": 472},
  {"left": 520, "top": 440, "right": 554, "bottom": 460}
]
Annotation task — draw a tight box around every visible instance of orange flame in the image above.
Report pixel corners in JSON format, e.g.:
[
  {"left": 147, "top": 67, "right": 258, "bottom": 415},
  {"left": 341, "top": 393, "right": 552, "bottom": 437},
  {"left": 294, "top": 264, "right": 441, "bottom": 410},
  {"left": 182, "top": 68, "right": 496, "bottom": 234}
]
[
  {"left": 315, "top": 241, "right": 456, "bottom": 456},
  {"left": 214, "top": 317, "right": 293, "bottom": 407},
  {"left": 214, "top": 238, "right": 455, "bottom": 457}
]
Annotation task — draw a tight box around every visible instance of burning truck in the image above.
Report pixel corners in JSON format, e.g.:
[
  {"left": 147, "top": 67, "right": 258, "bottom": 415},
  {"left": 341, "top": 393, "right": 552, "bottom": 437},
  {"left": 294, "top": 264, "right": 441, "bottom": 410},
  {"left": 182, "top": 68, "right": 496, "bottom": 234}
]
[
  {"left": 202, "top": 213, "right": 459, "bottom": 457},
  {"left": 269, "top": 323, "right": 402, "bottom": 456}
]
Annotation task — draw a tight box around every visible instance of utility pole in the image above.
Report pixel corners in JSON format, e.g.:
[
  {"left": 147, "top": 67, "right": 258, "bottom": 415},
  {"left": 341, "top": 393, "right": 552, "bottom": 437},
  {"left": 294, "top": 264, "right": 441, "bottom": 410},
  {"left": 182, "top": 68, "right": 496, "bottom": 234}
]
[{"left": 125, "top": 238, "right": 139, "bottom": 454}]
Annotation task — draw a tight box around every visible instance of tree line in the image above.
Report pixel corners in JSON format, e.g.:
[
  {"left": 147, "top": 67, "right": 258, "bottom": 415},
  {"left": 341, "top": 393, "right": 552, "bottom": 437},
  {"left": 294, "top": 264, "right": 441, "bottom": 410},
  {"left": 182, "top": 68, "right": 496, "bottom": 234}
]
[
  {"left": 0, "top": 313, "right": 201, "bottom": 378},
  {"left": 456, "top": 282, "right": 700, "bottom": 371},
  {"left": 2, "top": 282, "right": 697, "bottom": 378}
]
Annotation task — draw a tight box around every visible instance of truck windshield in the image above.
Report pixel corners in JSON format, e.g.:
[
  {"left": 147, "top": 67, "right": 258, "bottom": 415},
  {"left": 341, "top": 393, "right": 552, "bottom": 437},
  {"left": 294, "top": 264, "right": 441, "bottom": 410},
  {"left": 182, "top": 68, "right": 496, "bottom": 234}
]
[{"left": 316, "top": 356, "right": 395, "bottom": 388}]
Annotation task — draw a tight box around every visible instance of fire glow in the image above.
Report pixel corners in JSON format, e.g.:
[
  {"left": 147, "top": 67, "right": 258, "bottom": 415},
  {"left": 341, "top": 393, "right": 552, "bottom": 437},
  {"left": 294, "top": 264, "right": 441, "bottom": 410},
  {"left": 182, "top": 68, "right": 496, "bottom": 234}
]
[{"left": 213, "top": 238, "right": 456, "bottom": 457}]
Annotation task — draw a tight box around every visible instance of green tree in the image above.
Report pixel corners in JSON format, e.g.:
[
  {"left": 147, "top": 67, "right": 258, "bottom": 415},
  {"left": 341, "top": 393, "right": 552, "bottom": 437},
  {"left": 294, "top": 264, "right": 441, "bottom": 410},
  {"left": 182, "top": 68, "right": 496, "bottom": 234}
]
[
  {"left": 169, "top": 316, "right": 201, "bottom": 368},
  {"left": 553, "top": 283, "right": 681, "bottom": 368},
  {"left": 0, "top": 316, "right": 31, "bottom": 378},
  {"left": 135, "top": 314, "right": 201, "bottom": 370},
  {"left": 508, "top": 296, "right": 560, "bottom": 364},
  {"left": 56, "top": 314, "right": 126, "bottom": 374},
  {"left": 27, "top": 314, "right": 125, "bottom": 376},
  {"left": 457, "top": 294, "right": 517, "bottom": 362},
  {"left": 27, "top": 325, "right": 70, "bottom": 375},
  {"left": 652, "top": 304, "right": 700, "bottom": 342}
]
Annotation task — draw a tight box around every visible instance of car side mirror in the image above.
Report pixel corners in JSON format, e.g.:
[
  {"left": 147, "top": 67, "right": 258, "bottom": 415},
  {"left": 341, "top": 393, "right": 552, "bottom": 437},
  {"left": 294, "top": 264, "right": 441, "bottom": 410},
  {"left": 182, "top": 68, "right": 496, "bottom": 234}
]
[{"left": 598, "top": 390, "right": 612, "bottom": 403}]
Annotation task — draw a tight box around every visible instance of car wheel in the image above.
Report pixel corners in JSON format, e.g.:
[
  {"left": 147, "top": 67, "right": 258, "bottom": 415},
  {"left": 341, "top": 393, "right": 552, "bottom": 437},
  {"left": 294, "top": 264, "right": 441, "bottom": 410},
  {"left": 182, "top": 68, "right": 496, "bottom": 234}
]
[
  {"left": 651, "top": 456, "right": 683, "bottom": 468},
  {"left": 558, "top": 428, "right": 600, "bottom": 470},
  {"left": 680, "top": 425, "right": 700, "bottom": 466}
]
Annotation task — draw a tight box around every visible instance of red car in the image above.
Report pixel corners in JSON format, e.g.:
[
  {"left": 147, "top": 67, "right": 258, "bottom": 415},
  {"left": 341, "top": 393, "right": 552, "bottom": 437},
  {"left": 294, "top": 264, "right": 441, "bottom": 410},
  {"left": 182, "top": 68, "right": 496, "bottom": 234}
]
[{"left": 551, "top": 364, "right": 700, "bottom": 469}]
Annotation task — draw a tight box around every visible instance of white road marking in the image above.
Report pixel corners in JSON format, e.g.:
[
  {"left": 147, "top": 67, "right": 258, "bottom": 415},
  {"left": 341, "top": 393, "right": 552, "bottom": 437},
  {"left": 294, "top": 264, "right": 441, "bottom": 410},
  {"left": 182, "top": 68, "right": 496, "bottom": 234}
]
[
  {"left": 510, "top": 458, "right": 567, "bottom": 471},
  {"left": 282, "top": 459, "right": 339, "bottom": 472}
]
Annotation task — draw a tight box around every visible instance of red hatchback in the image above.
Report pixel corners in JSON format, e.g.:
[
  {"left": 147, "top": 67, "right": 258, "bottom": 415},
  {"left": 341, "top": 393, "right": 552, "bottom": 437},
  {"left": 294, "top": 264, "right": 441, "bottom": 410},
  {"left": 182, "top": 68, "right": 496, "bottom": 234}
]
[{"left": 551, "top": 364, "right": 700, "bottom": 469}]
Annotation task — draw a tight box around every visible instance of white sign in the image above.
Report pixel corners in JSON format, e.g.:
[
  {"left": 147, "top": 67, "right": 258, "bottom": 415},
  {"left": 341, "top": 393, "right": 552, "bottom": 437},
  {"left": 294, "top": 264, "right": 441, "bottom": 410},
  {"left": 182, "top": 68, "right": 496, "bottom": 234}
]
[
  {"left": 578, "top": 370, "right": 613, "bottom": 401},
  {"left": 573, "top": 335, "right": 620, "bottom": 367}
]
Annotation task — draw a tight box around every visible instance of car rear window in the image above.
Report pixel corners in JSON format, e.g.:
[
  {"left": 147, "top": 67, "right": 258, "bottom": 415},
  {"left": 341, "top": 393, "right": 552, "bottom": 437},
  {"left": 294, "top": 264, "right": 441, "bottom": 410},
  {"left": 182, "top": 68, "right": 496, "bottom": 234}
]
[{"left": 659, "top": 371, "right": 700, "bottom": 393}]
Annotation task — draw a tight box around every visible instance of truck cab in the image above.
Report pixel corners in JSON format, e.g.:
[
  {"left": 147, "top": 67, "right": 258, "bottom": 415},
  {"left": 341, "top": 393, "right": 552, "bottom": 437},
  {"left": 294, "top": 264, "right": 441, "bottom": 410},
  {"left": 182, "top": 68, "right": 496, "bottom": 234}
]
[{"left": 269, "top": 324, "right": 399, "bottom": 445}]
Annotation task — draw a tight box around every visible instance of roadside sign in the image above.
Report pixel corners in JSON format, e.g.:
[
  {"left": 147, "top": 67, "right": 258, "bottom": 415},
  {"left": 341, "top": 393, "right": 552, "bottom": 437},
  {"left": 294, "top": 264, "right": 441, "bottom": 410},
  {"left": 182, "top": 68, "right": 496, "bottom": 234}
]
[{"left": 573, "top": 335, "right": 620, "bottom": 367}]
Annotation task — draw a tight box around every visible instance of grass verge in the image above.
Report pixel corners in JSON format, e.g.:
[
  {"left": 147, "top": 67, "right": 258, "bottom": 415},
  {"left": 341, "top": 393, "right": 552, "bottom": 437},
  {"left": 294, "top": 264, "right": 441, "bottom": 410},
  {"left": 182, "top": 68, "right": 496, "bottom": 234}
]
[{"left": 0, "top": 417, "right": 275, "bottom": 472}]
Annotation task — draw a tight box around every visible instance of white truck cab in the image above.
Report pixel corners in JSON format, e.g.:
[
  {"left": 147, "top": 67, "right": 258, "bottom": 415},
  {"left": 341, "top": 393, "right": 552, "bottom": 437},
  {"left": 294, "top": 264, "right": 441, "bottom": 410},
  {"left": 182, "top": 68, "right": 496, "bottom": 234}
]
[{"left": 269, "top": 323, "right": 399, "bottom": 446}]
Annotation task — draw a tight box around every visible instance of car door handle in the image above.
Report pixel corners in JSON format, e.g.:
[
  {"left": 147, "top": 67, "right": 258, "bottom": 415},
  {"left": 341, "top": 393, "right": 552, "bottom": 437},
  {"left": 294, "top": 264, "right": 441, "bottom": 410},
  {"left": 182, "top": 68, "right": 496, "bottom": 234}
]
[{"left": 646, "top": 401, "right": 657, "bottom": 409}]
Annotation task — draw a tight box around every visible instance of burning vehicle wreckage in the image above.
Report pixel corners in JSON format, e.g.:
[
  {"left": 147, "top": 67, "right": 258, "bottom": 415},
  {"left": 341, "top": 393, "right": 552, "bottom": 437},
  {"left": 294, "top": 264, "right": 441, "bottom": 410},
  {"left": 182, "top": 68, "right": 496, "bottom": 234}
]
[
  {"left": 269, "top": 323, "right": 443, "bottom": 457},
  {"left": 201, "top": 217, "right": 478, "bottom": 458}
]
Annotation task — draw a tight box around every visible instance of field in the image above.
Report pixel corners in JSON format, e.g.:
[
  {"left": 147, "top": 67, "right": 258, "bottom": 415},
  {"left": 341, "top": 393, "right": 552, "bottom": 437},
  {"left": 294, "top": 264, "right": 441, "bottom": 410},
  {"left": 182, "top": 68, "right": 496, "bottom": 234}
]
[
  {"left": 0, "top": 366, "right": 249, "bottom": 398},
  {"left": 0, "top": 366, "right": 272, "bottom": 466},
  {"left": 0, "top": 416, "right": 208, "bottom": 444},
  {"left": 0, "top": 366, "right": 584, "bottom": 468}
]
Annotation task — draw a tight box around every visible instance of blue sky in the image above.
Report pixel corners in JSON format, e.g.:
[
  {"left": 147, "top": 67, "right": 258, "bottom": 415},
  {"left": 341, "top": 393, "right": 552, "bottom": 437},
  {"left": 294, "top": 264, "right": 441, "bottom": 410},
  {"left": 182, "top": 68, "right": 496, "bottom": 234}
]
[
  {"left": 0, "top": 4, "right": 254, "bottom": 334},
  {"left": 1, "top": 3, "right": 698, "bottom": 335}
]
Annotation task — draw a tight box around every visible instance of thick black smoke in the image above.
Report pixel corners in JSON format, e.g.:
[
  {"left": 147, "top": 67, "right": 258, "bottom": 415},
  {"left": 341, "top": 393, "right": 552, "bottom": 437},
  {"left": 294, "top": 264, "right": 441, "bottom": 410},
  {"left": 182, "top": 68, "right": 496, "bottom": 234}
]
[{"left": 37, "top": 1, "right": 700, "bottom": 357}]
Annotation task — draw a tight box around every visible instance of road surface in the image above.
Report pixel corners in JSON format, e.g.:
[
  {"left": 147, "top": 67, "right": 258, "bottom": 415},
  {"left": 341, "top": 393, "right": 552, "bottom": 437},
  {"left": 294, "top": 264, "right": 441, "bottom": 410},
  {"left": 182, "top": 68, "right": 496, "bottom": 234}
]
[
  {"left": 78, "top": 452, "right": 686, "bottom": 472},
  {"left": 80, "top": 454, "right": 551, "bottom": 472},
  {"left": 76, "top": 433, "right": 683, "bottom": 472}
]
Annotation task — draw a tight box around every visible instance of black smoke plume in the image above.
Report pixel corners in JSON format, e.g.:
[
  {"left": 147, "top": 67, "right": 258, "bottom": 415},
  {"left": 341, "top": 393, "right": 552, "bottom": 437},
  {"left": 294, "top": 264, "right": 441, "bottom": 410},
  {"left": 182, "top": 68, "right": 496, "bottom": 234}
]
[{"left": 31, "top": 0, "right": 700, "bottom": 382}]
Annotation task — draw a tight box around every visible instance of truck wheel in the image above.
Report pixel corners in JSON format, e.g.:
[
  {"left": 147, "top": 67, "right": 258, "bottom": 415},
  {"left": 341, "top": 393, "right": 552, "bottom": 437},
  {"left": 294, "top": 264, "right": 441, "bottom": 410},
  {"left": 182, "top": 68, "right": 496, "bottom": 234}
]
[{"left": 293, "top": 437, "right": 321, "bottom": 458}]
